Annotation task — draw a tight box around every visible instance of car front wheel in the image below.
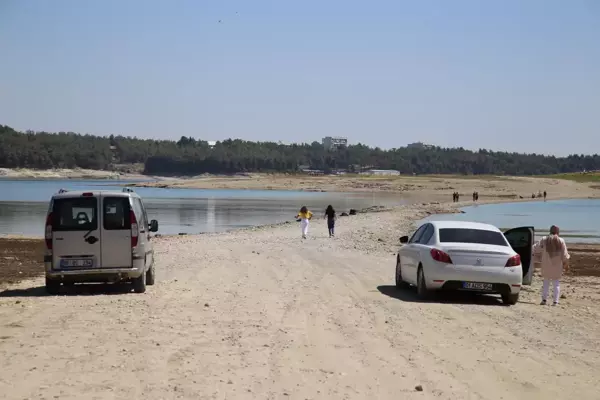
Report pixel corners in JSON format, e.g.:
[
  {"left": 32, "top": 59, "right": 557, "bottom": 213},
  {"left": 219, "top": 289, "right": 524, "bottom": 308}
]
[{"left": 395, "top": 257, "right": 410, "bottom": 289}]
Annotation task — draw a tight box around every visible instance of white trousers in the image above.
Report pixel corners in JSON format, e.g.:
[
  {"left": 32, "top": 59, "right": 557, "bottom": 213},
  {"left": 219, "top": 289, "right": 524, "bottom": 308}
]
[
  {"left": 301, "top": 219, "right": 309, "bottom": 237},
  {"left": 542, "top": 279, "right": 560, "bottom": 303}
]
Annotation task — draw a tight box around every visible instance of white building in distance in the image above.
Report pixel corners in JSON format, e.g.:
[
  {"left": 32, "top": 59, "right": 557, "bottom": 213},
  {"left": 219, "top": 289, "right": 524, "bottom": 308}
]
[
  {"left": 322, "top": 136, "right": 348, "bottom": 151},
  {"left": 406, "top": 142, "right": 434, "bottom": 150},
  {"left": 360, "top": 169, "right": 401, "bottom": 176}
]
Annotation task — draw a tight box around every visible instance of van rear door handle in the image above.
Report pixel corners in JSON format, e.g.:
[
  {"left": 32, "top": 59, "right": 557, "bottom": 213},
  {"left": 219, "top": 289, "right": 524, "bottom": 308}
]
[{"left": 85, "top": 236, "right": 98, "bottom": 244}]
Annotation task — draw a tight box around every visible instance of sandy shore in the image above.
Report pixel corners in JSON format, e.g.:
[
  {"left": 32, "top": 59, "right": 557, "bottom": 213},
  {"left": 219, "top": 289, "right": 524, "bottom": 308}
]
[
  {"left": 131, "top": 173, "right": 600, "bottom": 201},
  {"left": 2, "top": 167, "right": 599, "bottom": 202},
  {"left": 0, "top": 167, "right": 149, "bottom": 181},
  {"left": 1, "top": 200, "right": 599, "bottom": 399}
]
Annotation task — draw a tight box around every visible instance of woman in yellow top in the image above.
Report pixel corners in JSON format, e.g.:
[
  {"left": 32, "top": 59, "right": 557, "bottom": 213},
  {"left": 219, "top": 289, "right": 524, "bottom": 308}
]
[{"left": 295, "top": 206, "right": 313, "bottom": 239}]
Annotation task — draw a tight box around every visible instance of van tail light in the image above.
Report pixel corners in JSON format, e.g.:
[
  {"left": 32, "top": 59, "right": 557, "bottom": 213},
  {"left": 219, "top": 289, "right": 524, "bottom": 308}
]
[
  {"left": 505, "top": 254, "right": 521, "bottom": 267},
  {"left": 430, "top": 248, "right": 453, "bottom": 264},
  {"left": 130, "top": 210, "right": 139, "bottom": 248},
  {"left": 45, "top": 213, "right": 53, "bottom": 250}
]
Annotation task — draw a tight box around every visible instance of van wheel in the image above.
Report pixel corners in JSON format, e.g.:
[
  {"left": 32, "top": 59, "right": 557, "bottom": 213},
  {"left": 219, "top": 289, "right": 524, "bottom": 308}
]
[
  {"left": 502, "top": 293, "right": 519, "bottom": 305},
  {"left": 146, "top": 259, "right": 155, "bottom": 286},
  {"left": 45, "top": 278, "right": 60, "bottom": 295},
  {"left": 132, "top": 271, "right": 147, "bottom": 293}
]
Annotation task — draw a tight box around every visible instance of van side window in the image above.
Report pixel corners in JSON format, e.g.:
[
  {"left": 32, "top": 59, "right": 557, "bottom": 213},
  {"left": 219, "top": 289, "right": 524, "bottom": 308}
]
[
  {"left": 103, "top": 197, "right": 132, "bottom": 230},
  {"left": 137, "top": 199, "right": 149, "bottom": 230},
  {"left": 52, "top": 198, "right": 98, "bottom": 231},
  {"left": 134, "top": 198, "right": 148, "bottom": 231}
]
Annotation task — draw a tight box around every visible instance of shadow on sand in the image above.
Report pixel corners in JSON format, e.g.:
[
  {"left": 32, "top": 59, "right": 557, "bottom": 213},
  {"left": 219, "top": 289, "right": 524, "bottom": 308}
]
[
  {"left": 0, "top": 283, "right": 135, "bottom": 298},
  {"left": 377, "top": 285, "right": 507, "bottom": 306}
]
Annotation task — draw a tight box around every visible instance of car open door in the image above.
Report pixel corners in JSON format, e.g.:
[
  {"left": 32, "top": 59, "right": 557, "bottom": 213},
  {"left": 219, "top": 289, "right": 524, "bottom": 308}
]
[{"left": 503, "top": 226, "right": 535, "bottom": 285}]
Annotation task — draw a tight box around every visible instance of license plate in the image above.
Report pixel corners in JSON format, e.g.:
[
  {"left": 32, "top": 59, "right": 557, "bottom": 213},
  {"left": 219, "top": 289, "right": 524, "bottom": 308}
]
[
  {"left": 463, "top": 282, "right": 493, "bottom": 291},
  {"left": 60, "top": 259, "right": 93, "bottom": 268}
]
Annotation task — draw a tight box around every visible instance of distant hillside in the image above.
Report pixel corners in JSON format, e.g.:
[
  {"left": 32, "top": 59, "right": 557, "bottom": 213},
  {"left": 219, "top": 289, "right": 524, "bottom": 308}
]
[{"left": 1, "top": 124, "right": 599, "bottom": 176}]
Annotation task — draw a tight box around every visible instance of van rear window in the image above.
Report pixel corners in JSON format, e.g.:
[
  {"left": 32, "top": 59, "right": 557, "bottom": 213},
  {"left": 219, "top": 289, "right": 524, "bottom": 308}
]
[
  {"left": 103, "top": 197, "right": 131, "bottom": 230},
  {"left": 52, "top": 198, "right": 98, "bottom": 231}
]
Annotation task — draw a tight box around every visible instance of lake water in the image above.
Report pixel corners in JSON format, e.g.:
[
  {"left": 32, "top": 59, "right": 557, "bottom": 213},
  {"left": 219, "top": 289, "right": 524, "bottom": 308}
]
[
  {"left": 422, "top": 199, "right": 600, "bottom": 243},
  {"left": 0, "top": 179, "right": 407, "bottom": 237}
]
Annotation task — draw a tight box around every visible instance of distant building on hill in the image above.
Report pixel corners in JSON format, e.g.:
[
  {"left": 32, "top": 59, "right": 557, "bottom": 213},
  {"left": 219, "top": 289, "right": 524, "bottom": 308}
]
[
  {"left": 407, "top": 142, "right": 434, "bottom": 150},
  {"left": 207, "top": 141, "right": 217, "bottom": 148},
  {"left": 322, "top": 136, "right": 348, "bottom": 151}
]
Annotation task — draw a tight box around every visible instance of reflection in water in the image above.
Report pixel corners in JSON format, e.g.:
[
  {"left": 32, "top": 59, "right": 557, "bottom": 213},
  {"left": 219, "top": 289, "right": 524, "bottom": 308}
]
[
  {"left": 422, "top": 199, "right": 600, "bottom": 244},
  {"left": 206, "top": 198, "right": 215, "bottom": 232},
  {"left": 0, "top": 191, "right": 406, "bottom": 237}
]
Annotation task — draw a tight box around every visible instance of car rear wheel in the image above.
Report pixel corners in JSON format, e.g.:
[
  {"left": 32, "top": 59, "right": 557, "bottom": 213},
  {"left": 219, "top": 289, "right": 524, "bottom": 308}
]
[
  {"left": 395, "top": 257, "right": 410, "bottom": 289},
  {"left": 502, "top": 293, "right": 519, "bottom": 305},
  {"left": 416, "top": 266, "right": 430, "bottom": 300},
  {"left": 45, "top": 277, "right": 60, "bottom": 295},
  {"left": 132, "top": 270, "right": 147, "bottom": 293}
]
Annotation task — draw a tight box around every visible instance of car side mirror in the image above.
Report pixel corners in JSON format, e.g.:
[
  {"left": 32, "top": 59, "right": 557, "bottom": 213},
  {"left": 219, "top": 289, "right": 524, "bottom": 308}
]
[
  {"left": 399, "top": 235, "right": 409, "bottom": 244},
  {"left": 149, "top": 220, "right": 159, "bottom": 233}
]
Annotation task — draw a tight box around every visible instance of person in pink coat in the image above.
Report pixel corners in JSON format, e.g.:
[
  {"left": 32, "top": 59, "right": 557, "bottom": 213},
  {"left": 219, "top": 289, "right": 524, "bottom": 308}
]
[{"left": 533, "top": 225, "right": 570, "bottom": 305}]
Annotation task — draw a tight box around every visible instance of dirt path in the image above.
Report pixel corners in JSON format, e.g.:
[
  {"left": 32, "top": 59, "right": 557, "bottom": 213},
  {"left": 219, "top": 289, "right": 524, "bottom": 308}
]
[{"left": 1, "top": 206, "right": 599, "bottom": 399}]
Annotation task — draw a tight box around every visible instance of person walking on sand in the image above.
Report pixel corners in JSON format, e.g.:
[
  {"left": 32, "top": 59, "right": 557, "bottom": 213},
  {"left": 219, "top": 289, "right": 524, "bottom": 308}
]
[
  {"left": 533, "top": 225, "right": 570, "bottom": 306},
  {"left": 295, "top": 206, "right": 313, "bottom": 239},
  {"left": 324, "top": 205, "right": 336, "bottom": 237}
]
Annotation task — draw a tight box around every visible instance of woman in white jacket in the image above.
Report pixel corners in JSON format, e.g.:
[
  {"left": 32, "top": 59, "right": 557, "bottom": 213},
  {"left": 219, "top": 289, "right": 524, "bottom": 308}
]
[{"left": 533, "top": 225, "right": 570, "bottom": 306}]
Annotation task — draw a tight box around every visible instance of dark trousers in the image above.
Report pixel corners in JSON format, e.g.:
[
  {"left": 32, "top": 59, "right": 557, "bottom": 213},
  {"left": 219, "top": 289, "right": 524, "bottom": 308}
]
[{"left": 327, "top": 219, "right": 335, "bottom": 236}]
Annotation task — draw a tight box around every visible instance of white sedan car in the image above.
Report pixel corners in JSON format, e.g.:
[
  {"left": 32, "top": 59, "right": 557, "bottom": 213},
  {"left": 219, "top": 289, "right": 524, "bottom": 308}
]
[{"left": 395, "top": 221, "right": 534, "bottom": 305}]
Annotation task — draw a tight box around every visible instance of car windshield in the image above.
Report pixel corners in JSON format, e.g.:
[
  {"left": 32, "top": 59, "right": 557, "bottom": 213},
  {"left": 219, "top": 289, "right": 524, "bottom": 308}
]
[{"left": 438, "top": 228, "right": 508, "bottom": 246}]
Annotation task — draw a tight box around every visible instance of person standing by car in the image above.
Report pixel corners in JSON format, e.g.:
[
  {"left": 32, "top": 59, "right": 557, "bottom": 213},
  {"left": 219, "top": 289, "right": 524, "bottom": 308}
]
[
  {"left": 324, "top": 205, "right": 336, "bottom": 237},
  {"left": 533, "top": 225, "right": 570, "bottom": 306},
  {"left": 295, "top": 206, "right": 313, "bottom": 239}
]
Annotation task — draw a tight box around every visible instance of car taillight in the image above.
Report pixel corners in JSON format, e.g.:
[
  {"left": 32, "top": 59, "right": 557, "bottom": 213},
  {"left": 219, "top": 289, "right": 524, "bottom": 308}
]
[
  {"left": 430, "top": 248, "right": 453, "bottom": 264},
  {"left": 505, "top": 254, "right": 521, "bottom": 267},
  {"left": 45, "top": 213, "right": 53, "bottom": 250},
  {"left": 130, "top": 210, "right": 139, "bottom": 248}
]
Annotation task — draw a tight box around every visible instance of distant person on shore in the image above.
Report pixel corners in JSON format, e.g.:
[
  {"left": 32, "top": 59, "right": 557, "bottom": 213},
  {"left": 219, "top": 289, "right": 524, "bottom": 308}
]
[
  {"left": 543, "top": 190, "right": 547, "bottom": 200},
  {"left": 533, "top": 225, "right": 570, "bottom": 306},
  {"left": 324, "top": 205, "right": 336, "bottom": 237},
  {"left": 295, "top": 206, "right": 313, "bottom": 239}
]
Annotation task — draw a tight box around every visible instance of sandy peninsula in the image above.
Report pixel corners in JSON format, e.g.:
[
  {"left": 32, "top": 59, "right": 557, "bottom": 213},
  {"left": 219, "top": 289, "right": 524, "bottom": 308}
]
[{"left": 129, "top": 172, "right": 600, "bottom": 203}]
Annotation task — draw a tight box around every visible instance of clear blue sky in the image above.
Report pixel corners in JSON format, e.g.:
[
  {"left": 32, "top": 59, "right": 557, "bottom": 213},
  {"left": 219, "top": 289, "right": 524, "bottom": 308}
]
[{"left": 0, "top": 0, "right": 598, "bottom": 155}]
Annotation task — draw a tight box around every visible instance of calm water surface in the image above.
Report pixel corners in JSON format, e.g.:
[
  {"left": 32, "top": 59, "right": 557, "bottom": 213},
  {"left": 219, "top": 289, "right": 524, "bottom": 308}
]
[
  {"left": 422, "top": 199, "right": 600, "bottom": 243},
  {"left": 0, "top": 179, "right": 407, "bottom": 236}
]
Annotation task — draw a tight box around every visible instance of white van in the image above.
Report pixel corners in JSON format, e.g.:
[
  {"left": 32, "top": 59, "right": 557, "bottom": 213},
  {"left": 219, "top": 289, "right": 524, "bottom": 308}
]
[{"left": 43, "top": 188, "right": 159, "bottom": 294}]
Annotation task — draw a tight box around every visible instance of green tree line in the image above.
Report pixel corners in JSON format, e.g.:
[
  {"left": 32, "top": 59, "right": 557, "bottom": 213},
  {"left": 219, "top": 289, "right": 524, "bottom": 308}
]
[{"left": 1, "top": 124, "right": 599, "bottom": 175}]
